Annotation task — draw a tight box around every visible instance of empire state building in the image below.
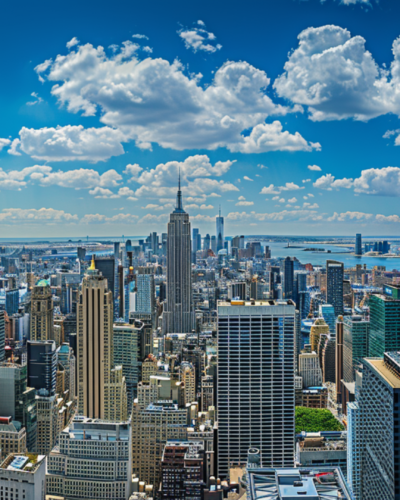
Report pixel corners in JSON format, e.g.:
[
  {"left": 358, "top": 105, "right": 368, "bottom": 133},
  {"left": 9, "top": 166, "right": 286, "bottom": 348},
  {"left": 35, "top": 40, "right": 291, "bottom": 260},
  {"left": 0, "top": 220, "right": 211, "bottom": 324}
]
[{"left": 163, "top": 176, "right": 195, "bottom": 334}]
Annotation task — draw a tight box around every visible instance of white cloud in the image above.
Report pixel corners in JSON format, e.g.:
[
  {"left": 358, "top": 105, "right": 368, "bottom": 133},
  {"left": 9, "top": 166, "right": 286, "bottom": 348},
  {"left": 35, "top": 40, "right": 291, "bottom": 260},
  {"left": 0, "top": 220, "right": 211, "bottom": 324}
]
[
  {"left": 327, "top": 211, "right": 373, "bottom": 221},
  {"left": 0, "top": 139, "right": 11, "bottom": 151},
  {"left": 260, "top": 182, "right": 304, "bottom": 195},
  {"left": 243, "top": 176, "right": 253, "bottom": 181},
  {"left": 26, "top": 92, "right": 43, "bottom": 106},
  {"left": 28, "top": 166, "right": 122, "bottom": 190},
  {"left": 89, "top": 187, "right": 120, "bottom": 199},
  {"left": 308, "top": 165, "right": 321, "bottom": 171},
  {"left": 66, "top": 37, "right": 80, "bottom": 49},
  {"left": 274, "top": 25, "right": 400, "bottom": 121},
  {"left": 178, "top": 22, "right": 222, "bottom": 53},
  {"left": 272, "top": 196, "right": 280, "bottom": 200},
  {"left": 278, "top": 198, "right": 285, "bottom": 203},
  {"left": 127, "top": 155, "right": 238, "bottom": 198},
  {"left": 8, "top": 139, "right": 21, "bottom": 156},
  {"left": 375, "top": 214, "right": 400, "bottom": 223},
  {"left": 235, "top": 200, "right": 254, "bottom": 206},
  {"left": 35, "top": 42, "right": 314, "bottom": 152},
  {"left": 81, "top": 213, "right": 139, "bottom": 224},
  {"left": 302, "top": 179, "right": 311, "bottom": 183},
  {"left": 238, "top": 195, "right": 246, "bottom": 201},
  {"left": 226, "top": 209, "right": 320, "bottom": 222},
  {"left": 132, "top": 34, "right": 149, "bottom": 40},
  {"left": 257, "top": 164, "right": 268, "bottom": 169},
  {"left": 0, "top": 207, "right": 78, "bottom": 223},
  {"left": 303, "top": 202, "right": 319, "bottom": 209},
  {"left": 313, "top": 173, "right": 353, "bottom": 190},
  {"left": 18, "top": 125, "right": 125, "bottom": 162},
  {"left": 307, "top": 193, "right": 314, "bottom": 197},
  {"left": 229, "top": 121, "right": 320, "bottom": 153},
  {"left": 288, "top": 197, "right": 297, "bottom": 203}
]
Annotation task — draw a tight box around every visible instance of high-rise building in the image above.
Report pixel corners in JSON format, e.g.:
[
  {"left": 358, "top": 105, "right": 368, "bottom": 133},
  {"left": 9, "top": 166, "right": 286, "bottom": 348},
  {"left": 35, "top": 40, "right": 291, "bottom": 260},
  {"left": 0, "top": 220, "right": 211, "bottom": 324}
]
[
  {"left": 217, "top": 300, "right": 295, "bottom": 477},
  {"left": 77, "top": 257, "right": 127, "bottom": 421},
  {"left": 358, "top": 352, "right": 400, "bottom": 499},
  {"left": 180, "top": 362, "right": 196, "bottom": 406},
  {"left": 203, "top": 234, "right": 211, "bottom": 250},
  {"left": 163, "top": 178, "right": 195, "bottom": 334},
  {"left": 347, "top": 400, "right": 362, "bottom": 499},
  {"left": 343, "top": 315, "right": 369, "bottom": 383},
  {"left": 46, "top": 417, "right": 132, "bottom": 500},
  {"left": 136, "top": 268, "right": 155, "bottom": 315},
  {"left": 132, "top": 401, "right": 188, "bottom": 488},
  {"left": 335, "top": 318, "right": 344, "bottom": 404},
  {"left": 369, "top": 284, "right": 400, "bottom": 357},
  {"left": 0, "top": 310, "right": 5, "bottom": 364},
  {"left": 192, "top": 228, "right": 200, "bottom": 252},
  {"left": 216, "top": 208, "right": 224, "bottom": 253},
  {"left": 113, "top": 322, "right": 140, "bottom": 407},
  {"left": 30, "top": 280, "right": 54, "bottom": 341},
  {"left": 269, "top": 266, "right": 280, "bottom": 300},
  {"left": 150, "top": 231, "right": 159, "bottom": 255},
  {"left": 319, "top": 304, "right": 336, "bottom": 335},
  {"left": 355, "top": 233, "right": 362, "bottom": 256},
  {"left": 211, "top": 235, "right": 217, "bottom": 254},
  {"left": 298, "top": 352, "right": 323, "bottom": 388},
  {"left": 56, "top": 342, "right": 76, "bottom": 399},
  {"left": 326, "top": 260, "right": 344, "bottom": 317},
  {"left": 309, "top": 317, "right": 330, "bottom": 354},
  {"left": 27, "top": 340, "right": 57, "bottom": 396},
  {"left": 0, "top": 453, "right": 46, "bottom": 500},
  {"left": 160, "top": 440, "right": 204, "bottom": 500},
  {"left": 283, "top": 257, "right": 294, "bottom": 300},
  {"left": 94, "top": 256, "right": 115, "bottom": 298},
  {"left": 35, "top": 393, "right": 63, "bottom": 455},
  {"left": 0, "top": 417, "right": 26, "bottom": 460}
]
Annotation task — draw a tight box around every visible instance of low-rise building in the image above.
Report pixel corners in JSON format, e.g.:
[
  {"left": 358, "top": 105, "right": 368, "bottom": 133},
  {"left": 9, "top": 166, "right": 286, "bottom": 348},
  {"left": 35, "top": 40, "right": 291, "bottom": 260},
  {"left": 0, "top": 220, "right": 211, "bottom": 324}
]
[
  {"left": 0, "top": 417, "right": 26, "bottom": 459},
  {"left": 296, "top": 431, "right": 347, "bottom": 475},
  {"left": 301, "top": 387, "right": 328, "bottom": 409}
]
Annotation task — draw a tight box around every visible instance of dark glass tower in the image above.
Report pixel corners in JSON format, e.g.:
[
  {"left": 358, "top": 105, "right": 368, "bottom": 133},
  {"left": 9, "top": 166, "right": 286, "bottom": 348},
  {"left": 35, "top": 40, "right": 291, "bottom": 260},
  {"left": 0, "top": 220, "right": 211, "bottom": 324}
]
[
  {"left": 283, "top": 256, "right": 294, "bottom": 300},
  {"left": 326, "top": 260, "right": 344, "bottom": 317},
  {"left": 163, "top": 176, "right": 195, "bottom": 334}
]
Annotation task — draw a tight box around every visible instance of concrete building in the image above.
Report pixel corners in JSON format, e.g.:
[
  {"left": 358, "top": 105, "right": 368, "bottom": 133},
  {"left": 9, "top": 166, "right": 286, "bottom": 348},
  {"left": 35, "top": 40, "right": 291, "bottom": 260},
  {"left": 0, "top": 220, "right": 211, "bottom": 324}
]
[
  {"left": 46, "top": 417, "right": 132, "bottom": 500},
  {"left": 30, "top": 280, "right": 54, "bottom": 341},
  {"left": 296, "top": 431, "right": 347, "bottom": 473},
  {"left": 131, "top": 401, "right": 188, "bottom": 489},
  {"left": 160, "top": 440, "right": 204, "bottom": 500},
  {"left": 77, "top": 257, "right": 127, "bottom": 421},
  {"left": 310, "top": 318, "right": 330, "bottom": 354},
  {"left": 301, "top": 387, "right": 328, "bottom": 409},
  {"left": 299, "top": 352, "right": 323, "bottom": 388},
  {"left": 0, "top": 453, "right": 46, "bottom": 500},
  {"left": 35, "top": 393, "right": 63, "bottom": 455},
  {"left": 113, "top": 322, "right": 140, "bottom": 407},
  {"left": 180, "top": 362, "right": 196, "bottom": 406},
  {"left": 56, "top": 343, "right": 76, "bottom": 399},
  {"left": 217, "top": 300, "right": 295, "bottom": 478},
  {"left": 0, "top": 311, "right": 5, "bottom": 364},
  {"left": 163, "top": 178, "right": 195, "bottom": 334},
  {"left": 347, "top": 401, "right": 362, "bottom": 499},
  {"left": 27, "top": 340, "right": 57, "bottom": 396},
  {"left": 0, "top": 417, "right": 26, "bottom": 460}
]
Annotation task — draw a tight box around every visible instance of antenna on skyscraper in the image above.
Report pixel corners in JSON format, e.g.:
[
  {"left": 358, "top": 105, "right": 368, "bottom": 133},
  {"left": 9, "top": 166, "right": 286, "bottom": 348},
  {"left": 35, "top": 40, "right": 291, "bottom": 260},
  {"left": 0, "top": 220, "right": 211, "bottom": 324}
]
[{"left": 219, "top": 205, "right": 221, "bottom": 217}]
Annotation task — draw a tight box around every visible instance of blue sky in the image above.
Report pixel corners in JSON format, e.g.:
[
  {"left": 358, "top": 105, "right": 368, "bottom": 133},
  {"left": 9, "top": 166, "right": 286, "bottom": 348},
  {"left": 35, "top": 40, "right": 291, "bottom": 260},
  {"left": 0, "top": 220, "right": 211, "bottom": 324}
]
[{"left": 1, "top": 0, "right": 400, "bottom": 237}]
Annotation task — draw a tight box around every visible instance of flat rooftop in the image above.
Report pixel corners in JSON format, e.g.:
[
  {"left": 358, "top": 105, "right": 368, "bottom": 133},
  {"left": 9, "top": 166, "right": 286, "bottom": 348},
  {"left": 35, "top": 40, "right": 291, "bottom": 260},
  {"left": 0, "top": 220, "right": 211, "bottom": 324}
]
[
  {"left": 247, "top": 467, "right": 353, "bottom": 499},
  {"left": 218, "top": 299, "right": 295, "bottom": 307},
  {"left": 0, "top": 454, "right": 45, "bottom": 474},
  {"left": 365, "top": 358, "right": 400, "bottom": 389}
]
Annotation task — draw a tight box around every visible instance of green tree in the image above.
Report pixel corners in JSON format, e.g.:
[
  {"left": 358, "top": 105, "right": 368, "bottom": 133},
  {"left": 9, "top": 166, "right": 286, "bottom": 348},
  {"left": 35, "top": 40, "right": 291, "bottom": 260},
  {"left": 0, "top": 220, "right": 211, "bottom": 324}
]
[{"left": 295, "top": 406, "right": 344, "bottom": 434}]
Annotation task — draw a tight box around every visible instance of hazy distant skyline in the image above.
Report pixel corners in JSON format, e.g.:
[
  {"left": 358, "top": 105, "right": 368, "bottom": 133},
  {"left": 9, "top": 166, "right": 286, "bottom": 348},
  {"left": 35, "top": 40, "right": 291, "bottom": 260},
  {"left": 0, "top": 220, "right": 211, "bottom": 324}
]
[{"left": 1, "top": 0, "right": 400, "bottom": 237}]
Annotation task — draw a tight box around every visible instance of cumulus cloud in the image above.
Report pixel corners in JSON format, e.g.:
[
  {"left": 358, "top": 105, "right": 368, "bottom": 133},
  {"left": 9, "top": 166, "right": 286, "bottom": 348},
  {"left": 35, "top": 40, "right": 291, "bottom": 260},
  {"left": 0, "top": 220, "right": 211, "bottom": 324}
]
[
  {"left": 66, "top": 37, "right": 80, "bottom": 49},
  {"left": 236, "top": 200, "right": 254, "bottom": 206},
  {"left": 0, "top": 207, "right": 78, "bottom": 223},
  {"left": 260, "top": 182, "right": 304, "bottom": 195},
  {"left": 376, "top": 214, "right": 400, "bottom": 223},
  {"left": 274, "top": 25, "right": 400, "bottom": 121},
  {"left": 243, "top": 176, "right": 253, "bottom": 181},
  {"left": 8, "top": 139, "right": 21, "bottom": 156},
  {"left": 313, "top": 173, "right": 353, "bottom": 190},
  {"left": 178, "top": 22, "right": 222, "bottom": 53},
  {"left": 18, "top": 125, "right": 125, "bottom": 162},
  {"left": 327, "top": 211, "right": 373, "bottom": 221},
  {"left": 308, "top": 165, "right": 321, "bottom": 171},
  {"left": 26, "top": 92, "right": 43, "bottom": 106},
  {"left": 81, "top": 213, "right": 139, "bottom": 224},
  {"left": 230, "top": 121, "right": 320, "bottom": 153},
  {"left": 0, "top": 139, "right": 11, "bottom": 151},
  {"left": 132, "top": 34, "right": 149, "bottom": 40},
  {"left": 288, "top": 197, "right": 297, "bottom": 203},
  {"left": 127, "top": 155, "right": 239, "bottom": 198},
  {"left": 33, "top": 42, "right": 315, "bottom": 152},
  {"left": 89, "top": 187, "right": 120, "bottom": 199}
]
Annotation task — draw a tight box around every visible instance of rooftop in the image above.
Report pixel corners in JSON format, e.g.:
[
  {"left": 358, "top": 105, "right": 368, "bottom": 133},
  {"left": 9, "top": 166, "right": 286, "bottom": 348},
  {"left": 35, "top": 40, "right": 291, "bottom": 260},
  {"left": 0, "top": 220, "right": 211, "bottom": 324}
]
[
  {"left": 0, "top": 454, "right": 45, "bottom": 474},
  {"left": 218, "top": 299, "right": 295, "bottom": 307},
  {"left": 247, "top": 467, "right": 354, "bottom": 499},
  {"left": 365, "top": 356, "right": 400, "bottom": 389}
]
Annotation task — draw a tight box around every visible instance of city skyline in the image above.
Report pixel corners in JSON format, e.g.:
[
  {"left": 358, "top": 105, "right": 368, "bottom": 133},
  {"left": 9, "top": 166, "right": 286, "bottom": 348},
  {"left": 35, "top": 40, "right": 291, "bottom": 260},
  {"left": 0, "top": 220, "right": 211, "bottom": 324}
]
[{"left": 0, "top": 0, "right": 400, "bottom": 236}]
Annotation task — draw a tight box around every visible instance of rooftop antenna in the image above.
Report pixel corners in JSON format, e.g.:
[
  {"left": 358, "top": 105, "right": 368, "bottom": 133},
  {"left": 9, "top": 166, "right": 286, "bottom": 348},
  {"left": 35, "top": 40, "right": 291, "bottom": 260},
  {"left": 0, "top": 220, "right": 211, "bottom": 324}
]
[{"left": 219, "top": 205, "right": 221, "bottom": 217}]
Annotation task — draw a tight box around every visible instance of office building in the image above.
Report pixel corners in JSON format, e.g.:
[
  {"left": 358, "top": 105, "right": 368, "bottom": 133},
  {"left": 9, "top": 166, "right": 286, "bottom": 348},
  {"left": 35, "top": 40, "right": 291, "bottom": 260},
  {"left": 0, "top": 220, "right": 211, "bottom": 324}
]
[
  {"left": 347, "top": 401, "right": 362, "bottom": 499},
  {"left": 309, "top": 317, "right": 329, "bottom": 354},
  {"left": 94, "top": 256, "right": 115, "bottom": 298},
  {"left": 163, "top": 178, "right": 195, "bottom": 334},
  {"left": 326, "top": 260, "right": 344, "bottom": 317},
  {"left": 131, "top": 401, "right": 188, "bottom": 489},
  {"left": 193, "top": 228, "right": 200, "bottom": 252},
  {"left": 30, "top": 280, "right": 54, "bottom": 341},
  {"left": 56, "top": 342, "right": 76, "bottom": 399},
  {"left": 0, "top": 363, "right": 37, "bottom": 452},
  {"left": 343, "top": 316, "right": 369, "bottom": 383},
  {"left": 46, "top": 417, "right": 132, "bottom": 500},
  {"left": 298, "top": 352, "right": 323, "bottom": 388},
  {"left": 319, "top": 304, "right": 335, "bottom": 336},
  {"left": 0, "top": 453, "right": 46, "bottom": 500},
  {"left": 217, "top": 300, "right": 295, "bottom": 477},
  {"left": 203, "top": 234, "right": 211, "bottom": 251},
  {"left": 358, "top": 352, "right": 400, "bottom": 499},
  {"left": 283, "top": 257, "right": 294, "bottom": 300},
  {"left": 0, "top": 310, "right": 4, "bottom": 364},
  {"left": 216, "top": 208, "right": 224, "bottom": 253},
  {"left": 211, "top": 235, "right": 217, "bottom": 254},
  {"left": 77, "top": 257, "right": 127, "bottom": 421},
  {"left": 369, "top": 284, "right": 400, "bottom": 357},
  {"left": 35, "top": 393, "right": 63, "bottom": 455},
  {"left": 355, "top": 233, "right": 362, "bottom": 256},
  {"left": 296, "top": 431, "right": 347, "bottom": 471},
  {"left": 4, "top": 288, "right": 19, "bottom": 316},
  {"left": 136, "top": 268, "right": 155, "bottom": 315},
  {"left": 245, "top": 465, "right": 354, "bottom": 500},
  {"left": 0, "top": 417, "right": 26, "bottom": 459},
  {"left": 269, "top": 266, "right": 280, "bottom": 300},
  {"left": 160, "top": 440, "right": 204, "bottom": 500},
  {"left": 113, "top": 322, "right": 140, "bottom": 407},
  {"left": 301, "top": 387, "right": 328, "bottom": 408},
  {"left": 150, "top": 231, "right": 159, "bottom": 255},
  {"left": 180, "top": 362, "right": 196, "bottom": 406},
  {"left": 27, "top": 340, "right": 57, "bottom": 396},
  {"left": 335, "top": 318, "right": 344, "bottom": 404},
  {"left": 228, "top": 282, "right": 246, "bottom": 300}
]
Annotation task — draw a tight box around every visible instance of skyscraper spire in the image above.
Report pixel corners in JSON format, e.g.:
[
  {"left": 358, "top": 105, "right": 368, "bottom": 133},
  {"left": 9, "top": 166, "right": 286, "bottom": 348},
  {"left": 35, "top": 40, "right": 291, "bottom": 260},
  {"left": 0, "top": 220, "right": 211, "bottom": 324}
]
[{"left": 175, "top": 168, "right": 184, "bottom": 212}]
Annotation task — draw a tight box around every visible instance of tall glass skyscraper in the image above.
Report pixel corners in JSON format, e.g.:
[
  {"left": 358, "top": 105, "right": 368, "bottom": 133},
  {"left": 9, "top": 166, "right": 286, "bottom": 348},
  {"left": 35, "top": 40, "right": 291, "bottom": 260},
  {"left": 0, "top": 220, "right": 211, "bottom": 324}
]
[
  {"left": 163, "top": 178, "right": 195, "bottom": 334},
  {"left": 355, "top": 233, "right": 362, "bottom": 256},
  {"left": 216, "top": 207, "right": 224, "bottom": 253},
  {"left": 326, "top": 260, "right": 344, "bottom": 317},
  {"left": 343, "top": 315, "right": 369, "bottom": 383},
  {"left": 283, "top": 257, "right": 294, "bottom": 300},
  {"left": 369, "top": 284, "right": 400, "bottom": 357},
  {"left": 217, "top": 299, "right": 295, "bottom": 478}
]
